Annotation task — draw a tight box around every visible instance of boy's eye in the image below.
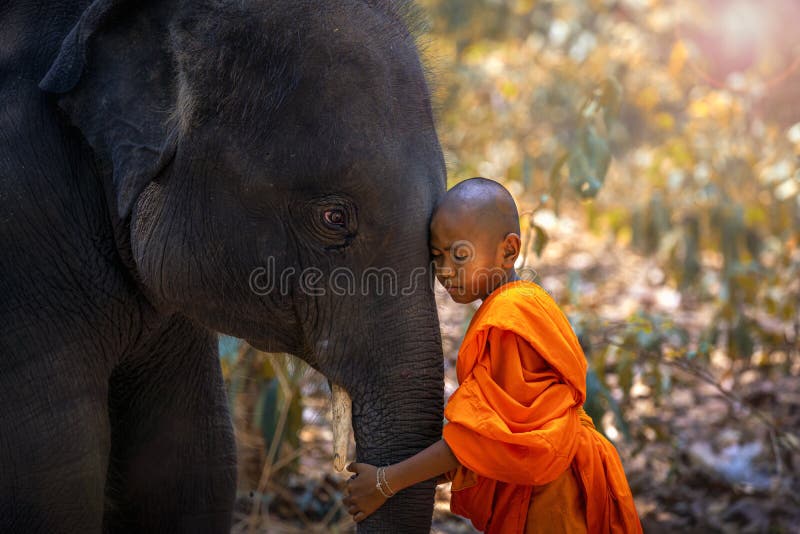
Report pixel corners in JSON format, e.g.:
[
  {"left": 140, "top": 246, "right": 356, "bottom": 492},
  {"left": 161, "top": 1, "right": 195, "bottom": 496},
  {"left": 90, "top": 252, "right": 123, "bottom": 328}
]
[{"left": 451, "top": 240, "right": 474, "bottom": 263}]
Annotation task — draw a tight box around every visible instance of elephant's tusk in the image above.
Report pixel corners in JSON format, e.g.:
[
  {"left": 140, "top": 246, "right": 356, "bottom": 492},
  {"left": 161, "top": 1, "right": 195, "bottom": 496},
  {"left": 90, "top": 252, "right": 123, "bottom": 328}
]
[{"left": 330, "top": 383, "right": 353, "bottom": 472}]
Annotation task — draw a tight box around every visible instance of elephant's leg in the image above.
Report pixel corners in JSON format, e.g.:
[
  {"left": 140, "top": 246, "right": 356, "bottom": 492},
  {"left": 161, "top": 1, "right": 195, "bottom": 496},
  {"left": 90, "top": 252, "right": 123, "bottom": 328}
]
[
  {"left": 103, "top": 318, "right": 237, "bottom": 533},
  {"left": 0, "top": 352, "right": 110, "bottom": 533}
]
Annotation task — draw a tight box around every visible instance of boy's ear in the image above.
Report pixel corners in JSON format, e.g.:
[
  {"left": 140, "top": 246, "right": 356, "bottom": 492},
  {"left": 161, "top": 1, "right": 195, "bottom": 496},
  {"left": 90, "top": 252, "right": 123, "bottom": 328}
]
[{"left": 502, "top": 233, "right": 522, "bottom": 267}]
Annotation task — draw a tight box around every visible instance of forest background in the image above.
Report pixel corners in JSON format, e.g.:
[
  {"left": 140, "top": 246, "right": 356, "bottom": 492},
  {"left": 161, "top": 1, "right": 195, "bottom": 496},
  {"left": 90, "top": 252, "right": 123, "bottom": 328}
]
[{"left": 222, "top": 0, "right": 800, "bottom": 532}]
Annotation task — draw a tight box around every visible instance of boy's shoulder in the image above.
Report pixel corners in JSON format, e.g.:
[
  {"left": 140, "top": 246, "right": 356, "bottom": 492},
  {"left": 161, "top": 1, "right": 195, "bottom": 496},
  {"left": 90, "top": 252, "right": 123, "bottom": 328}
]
[
  {"left": 476, "top": 280, "right": 563, "bottom": 332},
  {"left": 465, "top": 280, "right": 587, "bottom": 390},
  {"left": 487, "top": 279, "right": 552, "bottom": 301},
  {"left": 483, "top": 279, "right": 557, "bottom": 310}
]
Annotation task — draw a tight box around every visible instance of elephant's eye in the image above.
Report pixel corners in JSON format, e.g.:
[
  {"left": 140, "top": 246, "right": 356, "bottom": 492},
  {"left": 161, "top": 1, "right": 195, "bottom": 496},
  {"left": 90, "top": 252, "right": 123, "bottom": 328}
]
[
  {"left": 323, "top": 208, "right": 346, "bottom": 228},
  {"left": 303, "top": 195, "right": 358, "bottom": 251}
]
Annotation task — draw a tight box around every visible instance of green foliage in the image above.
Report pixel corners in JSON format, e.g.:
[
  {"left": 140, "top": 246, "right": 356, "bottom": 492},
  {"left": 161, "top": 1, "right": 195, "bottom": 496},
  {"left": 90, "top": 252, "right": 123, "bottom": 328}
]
[
  {"left": 567, "top": 80, "right": 620, "bottom": 199},
  {"left": 255, "top": 372, "right": 303, "bottom": 455}
]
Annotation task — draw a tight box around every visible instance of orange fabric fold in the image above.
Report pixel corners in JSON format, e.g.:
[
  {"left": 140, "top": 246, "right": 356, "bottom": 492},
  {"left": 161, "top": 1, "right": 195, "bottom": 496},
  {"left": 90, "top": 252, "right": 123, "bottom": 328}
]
[{"left": 442, "top": 280, "right": 642, "bottom": 534}]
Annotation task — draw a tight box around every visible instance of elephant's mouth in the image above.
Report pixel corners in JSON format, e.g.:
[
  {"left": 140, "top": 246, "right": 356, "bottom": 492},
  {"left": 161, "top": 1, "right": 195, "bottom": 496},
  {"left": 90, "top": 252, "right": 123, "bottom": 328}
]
[{"left": 331, "top": 383, "right": 353, "bottom": 472}]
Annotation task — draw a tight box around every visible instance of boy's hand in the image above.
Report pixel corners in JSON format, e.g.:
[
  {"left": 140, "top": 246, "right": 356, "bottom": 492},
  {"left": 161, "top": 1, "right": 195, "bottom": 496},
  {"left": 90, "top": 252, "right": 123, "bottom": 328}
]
[{"left": 343, "top": 462, "right": 387, "bottom": 523}]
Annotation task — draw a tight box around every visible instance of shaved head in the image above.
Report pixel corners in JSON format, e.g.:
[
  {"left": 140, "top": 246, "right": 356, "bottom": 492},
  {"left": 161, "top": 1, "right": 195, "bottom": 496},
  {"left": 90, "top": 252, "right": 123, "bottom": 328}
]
[
  {"left": 433, "top": 177, "right": 520, "bottom": 240},
  {"left": 429, "top": 177, "right": 523, "bottom": 302}
]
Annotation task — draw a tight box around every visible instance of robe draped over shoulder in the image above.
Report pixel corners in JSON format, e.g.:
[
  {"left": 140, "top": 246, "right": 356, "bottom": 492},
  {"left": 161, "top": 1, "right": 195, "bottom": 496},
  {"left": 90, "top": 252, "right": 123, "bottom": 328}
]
[{"left": 442, "top": 280, "right": 642, "bottom": 534}]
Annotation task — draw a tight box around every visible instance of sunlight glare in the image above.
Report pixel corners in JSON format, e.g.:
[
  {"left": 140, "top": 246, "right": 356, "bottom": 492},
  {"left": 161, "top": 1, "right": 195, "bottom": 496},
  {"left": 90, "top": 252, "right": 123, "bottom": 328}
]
[{"left": 718, "top": 1, "right": 767, "bottom": 53}]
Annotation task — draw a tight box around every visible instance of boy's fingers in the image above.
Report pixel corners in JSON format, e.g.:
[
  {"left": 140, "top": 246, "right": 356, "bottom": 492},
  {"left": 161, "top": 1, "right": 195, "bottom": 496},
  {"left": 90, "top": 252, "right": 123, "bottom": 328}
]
[{"left": 346, "top": 462, "right": 363, "bottom": 474}]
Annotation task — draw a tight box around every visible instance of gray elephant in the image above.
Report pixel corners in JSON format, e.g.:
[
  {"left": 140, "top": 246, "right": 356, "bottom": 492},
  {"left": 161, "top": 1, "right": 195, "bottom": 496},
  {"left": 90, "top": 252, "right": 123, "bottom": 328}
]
[{"left": 0, "top": 0, "right": 446, "bottom": 532}]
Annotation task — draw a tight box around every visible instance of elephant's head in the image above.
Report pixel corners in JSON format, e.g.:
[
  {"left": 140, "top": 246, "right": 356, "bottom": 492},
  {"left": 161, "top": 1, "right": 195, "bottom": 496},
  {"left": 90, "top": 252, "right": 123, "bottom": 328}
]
[{"left": 41, "top": 0, "right": 445, "bottom": 531}]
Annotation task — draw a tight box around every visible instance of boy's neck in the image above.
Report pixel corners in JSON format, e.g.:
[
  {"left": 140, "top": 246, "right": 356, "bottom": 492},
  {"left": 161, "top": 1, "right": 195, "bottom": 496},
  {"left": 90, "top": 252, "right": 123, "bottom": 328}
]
[
  {"left": 507, "top": 269, "right": 520, "bottom": 283},
  {"left": 485, "top": 269, "right": 520, "bottom": 299}
]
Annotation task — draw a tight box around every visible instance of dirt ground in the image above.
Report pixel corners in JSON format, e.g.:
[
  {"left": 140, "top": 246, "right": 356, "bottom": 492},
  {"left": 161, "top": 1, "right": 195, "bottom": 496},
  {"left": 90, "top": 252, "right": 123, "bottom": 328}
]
[{"left": 232, "top": 210, "right": 799, "bottom": 533}]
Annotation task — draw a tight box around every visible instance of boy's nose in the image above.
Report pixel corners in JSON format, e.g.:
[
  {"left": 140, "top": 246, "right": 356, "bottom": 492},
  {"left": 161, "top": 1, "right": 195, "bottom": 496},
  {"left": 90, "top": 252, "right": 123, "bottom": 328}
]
[{"left": 436, "top": 265, "right": 456, "bottom": 279}]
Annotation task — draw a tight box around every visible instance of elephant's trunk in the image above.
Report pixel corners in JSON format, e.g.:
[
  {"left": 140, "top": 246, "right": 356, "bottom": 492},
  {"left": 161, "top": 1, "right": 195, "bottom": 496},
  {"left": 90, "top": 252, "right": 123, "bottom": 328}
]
[{"left": 346, "top": 318, "right": 444, "bottom": 533}]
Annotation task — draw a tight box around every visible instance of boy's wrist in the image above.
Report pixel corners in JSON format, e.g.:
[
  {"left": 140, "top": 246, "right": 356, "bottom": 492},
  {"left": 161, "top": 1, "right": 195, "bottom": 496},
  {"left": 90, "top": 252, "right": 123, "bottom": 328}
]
[
  {"left": 384, "top": 463, "right": 405, "bottom": 494},
  {"left": 375, "top": 466, "right": 395, "bottom": 498}
]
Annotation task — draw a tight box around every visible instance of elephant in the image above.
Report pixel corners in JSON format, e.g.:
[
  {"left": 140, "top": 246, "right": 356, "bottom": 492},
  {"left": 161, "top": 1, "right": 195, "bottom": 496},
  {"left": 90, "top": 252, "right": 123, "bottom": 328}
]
[{"left": 0, "top": 0, "right": 446, "bottom": 532}]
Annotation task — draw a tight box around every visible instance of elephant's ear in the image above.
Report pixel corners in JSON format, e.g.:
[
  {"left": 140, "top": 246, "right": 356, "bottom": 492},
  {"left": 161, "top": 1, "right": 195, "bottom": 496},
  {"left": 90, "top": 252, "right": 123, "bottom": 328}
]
[{"left": 40, "top": 0, "right": 178, "bottom": 218}]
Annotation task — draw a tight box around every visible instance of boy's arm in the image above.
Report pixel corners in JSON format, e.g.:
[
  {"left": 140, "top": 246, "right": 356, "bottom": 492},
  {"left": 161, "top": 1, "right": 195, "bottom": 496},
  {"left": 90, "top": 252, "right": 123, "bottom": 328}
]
[
  {"left": 344, "top": 439, "right": 460, "bottom": 522},
  {"left": 385, "top": 438, "right": 460, "bottom": 491}
]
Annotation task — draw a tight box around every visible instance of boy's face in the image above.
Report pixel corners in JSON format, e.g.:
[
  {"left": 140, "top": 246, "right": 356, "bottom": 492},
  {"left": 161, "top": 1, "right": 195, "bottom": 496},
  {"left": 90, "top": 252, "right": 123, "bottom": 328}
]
[{"left": 429, "top": 209, "right": 509, "bottom": 303}]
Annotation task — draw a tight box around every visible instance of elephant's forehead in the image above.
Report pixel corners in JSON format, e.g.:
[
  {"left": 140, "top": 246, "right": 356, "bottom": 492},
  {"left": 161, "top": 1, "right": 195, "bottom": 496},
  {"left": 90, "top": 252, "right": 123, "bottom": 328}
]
[
  {"left": 188, "top": 1, "right": 445, "bottom": 209},
  {"left": 200, "top": 1, "right": 424, "bottom": 110},
  {"left": 196, "top": 3, "right": 436, "bottom": 162},
  {"left": 271, "top": 36, "right": 429, "bottom": 136}
]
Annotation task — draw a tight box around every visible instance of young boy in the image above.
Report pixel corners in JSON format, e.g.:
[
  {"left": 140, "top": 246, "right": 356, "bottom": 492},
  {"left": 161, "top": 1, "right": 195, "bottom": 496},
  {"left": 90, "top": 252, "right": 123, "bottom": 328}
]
[{"left": 344, "top": 178, "right": 642, "bottom": 533}]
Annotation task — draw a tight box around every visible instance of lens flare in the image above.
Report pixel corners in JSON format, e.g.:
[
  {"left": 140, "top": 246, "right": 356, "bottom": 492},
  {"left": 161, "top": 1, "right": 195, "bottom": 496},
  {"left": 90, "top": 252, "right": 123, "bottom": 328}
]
[{"left": 676, "top": 0, "right": 800, "bottom": 89}]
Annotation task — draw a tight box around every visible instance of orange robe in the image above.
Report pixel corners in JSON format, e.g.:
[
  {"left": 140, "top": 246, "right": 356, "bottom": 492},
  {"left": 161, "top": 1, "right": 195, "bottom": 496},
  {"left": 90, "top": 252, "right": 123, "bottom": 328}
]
[{"left": 442, "top": 280, "right": 642, "bottom": 534}]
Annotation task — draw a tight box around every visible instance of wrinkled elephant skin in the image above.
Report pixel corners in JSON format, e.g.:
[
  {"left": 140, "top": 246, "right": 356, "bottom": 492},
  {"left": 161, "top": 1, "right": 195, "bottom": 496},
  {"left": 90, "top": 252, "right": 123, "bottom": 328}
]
[{"left": 0, "top": 1, "right": 445, "bottom": 532}]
